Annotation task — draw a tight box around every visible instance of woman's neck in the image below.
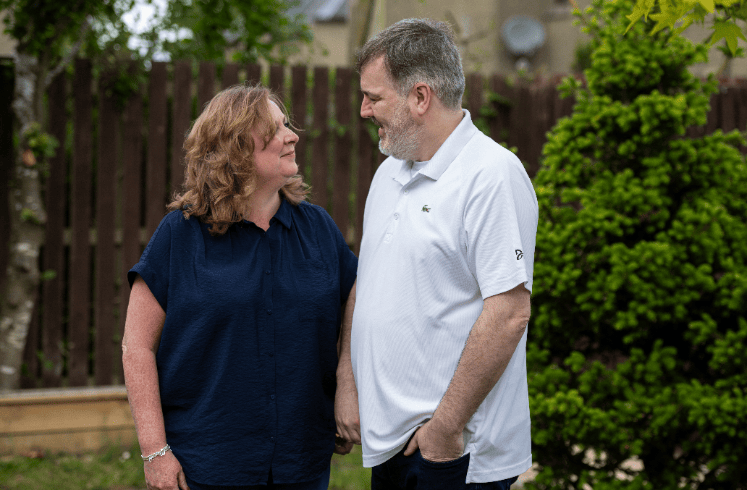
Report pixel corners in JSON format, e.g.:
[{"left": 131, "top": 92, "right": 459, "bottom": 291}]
[{"left": 243, "top": 188, "right": 282, "bottom": 231}]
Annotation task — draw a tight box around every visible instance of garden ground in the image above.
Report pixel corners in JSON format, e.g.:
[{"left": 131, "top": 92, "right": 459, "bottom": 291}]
[{"left": 0, "top": 444, "right": 537, "bottom": 489}]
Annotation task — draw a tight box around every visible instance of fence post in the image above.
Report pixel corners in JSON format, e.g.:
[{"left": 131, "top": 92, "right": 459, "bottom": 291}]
[
  {"left": 41, "top": 72, "right": 67, "bottom": 388},
  {"left": 146, "top": 62, "right": 169, "bottom": 239},
  {"left": 291, "top": 65, "right": 308, "bottom": 176},
  {"left": 171, "top": 61, "right": 192, "bottom": 195},
  {"left": 94, "top": 71, "right": 119, "bottom": 386},
  {"left": 311, "top": 67, "right": 329, "bottom": 208},
  {"left": 118, "top": 75, "right": 144, "bottom": 383},
  {"left": 69, "top": 58, "right": 94, "bottom": 387},
  {"left": 333, "top": 68, "right": 353, "bottom": 238}
]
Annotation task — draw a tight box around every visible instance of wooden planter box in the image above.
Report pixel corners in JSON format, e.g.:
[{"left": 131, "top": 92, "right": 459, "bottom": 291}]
[{"left": 0, "top": 386, "right": 136, "bottom": 455}]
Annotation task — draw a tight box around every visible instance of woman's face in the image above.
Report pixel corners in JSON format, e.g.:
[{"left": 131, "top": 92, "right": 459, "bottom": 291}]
[{"left": 252, "top": 100, "right": 299, "bottom": 189}]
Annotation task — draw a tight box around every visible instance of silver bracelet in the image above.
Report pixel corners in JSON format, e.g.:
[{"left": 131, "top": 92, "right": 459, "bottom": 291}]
[{"left": 141, "top": 444, "right": 171, "bottom": 462}]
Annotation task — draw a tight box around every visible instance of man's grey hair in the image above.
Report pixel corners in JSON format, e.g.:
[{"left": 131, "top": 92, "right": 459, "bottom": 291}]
[{"left": 356, "top": 18, "right": 465, "bottom": 110}]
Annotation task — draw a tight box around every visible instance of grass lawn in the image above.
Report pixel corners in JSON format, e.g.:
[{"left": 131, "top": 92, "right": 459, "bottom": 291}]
[{"left": 0, "top": 445, "right": 371, "bottom": 490}]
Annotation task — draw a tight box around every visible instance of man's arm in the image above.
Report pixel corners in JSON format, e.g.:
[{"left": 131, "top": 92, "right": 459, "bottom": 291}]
[
  {"left": 335, "top": 280, "right": 360, "bottom": 450},
  {"left": 404, "top": 283, "right": 531, "bottom": 462}
]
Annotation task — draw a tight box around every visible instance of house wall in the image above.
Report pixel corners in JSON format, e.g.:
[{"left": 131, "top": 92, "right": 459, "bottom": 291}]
[
  {"left": 0, "top": 11, "right": 16, "bottom": 57},
  {"left": 298, "top": 0, "right": 747, "bottom": 78}
]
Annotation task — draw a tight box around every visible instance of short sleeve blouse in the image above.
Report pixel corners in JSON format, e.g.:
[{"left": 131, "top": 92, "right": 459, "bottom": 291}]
[{"left": 128, "top": 199, "right": 358, "bottom": 486}]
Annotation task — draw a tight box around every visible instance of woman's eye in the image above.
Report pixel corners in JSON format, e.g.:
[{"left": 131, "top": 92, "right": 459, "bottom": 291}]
[{"left": 283, "top": 121, "right": 290, "bottom": 128}]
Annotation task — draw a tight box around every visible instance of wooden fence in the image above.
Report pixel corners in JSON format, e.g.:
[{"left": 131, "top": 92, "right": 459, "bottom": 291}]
[{"left": 3, "top": 59, "right": 746, "bottom": 389}]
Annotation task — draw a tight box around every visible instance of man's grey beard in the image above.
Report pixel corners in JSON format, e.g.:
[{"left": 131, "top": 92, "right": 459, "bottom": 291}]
[{"left": 378, "top": 103, "right": 423, "bottom": 162}]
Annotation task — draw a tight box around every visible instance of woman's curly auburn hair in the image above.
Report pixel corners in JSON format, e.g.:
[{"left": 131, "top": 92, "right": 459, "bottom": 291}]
[{"left": 168, "top": 83, "right": 309, "bottom": 235}]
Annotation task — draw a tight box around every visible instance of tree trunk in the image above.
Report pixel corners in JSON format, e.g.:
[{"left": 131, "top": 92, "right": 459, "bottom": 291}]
[{"left": 0, "top": 53, "right": 48, "bottom": 392}]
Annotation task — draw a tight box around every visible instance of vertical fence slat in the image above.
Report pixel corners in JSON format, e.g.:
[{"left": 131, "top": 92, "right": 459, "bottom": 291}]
[
  {"left": 291, "top": 65, "right": 308, "bottom": 176},
  {"left": 68, "top": 58, "right": 94, "bottom": 387},
  {"left": 511, "top": 82, "right": 532, "bottom": 166},
  {"left": 489, "top": 75, "right": 512, "bottom": 145},
  {"left": 171, "top": 61, "right": 192, "bottom": 195},
  {"left": 222, "top": 63, "right": 240, "bottom": 88},
  {"left": 118, "top": 85, "right": 144, "bottom": 383},
  {"left": 245, "top": 63, "right": 261, "bottom": 86},
  {"left": 706, "top": 90, "right": 720, "bottom": 134},
  {"left": 311, "top": 67, "right": 329, "bottom": 208},
  {"left": 146, "top": 62, "right": 168, "bottom": 239},
  {"left": 355, "top": 98, "right": 375, "bottom": 256},
  {"left": 94, "top": 73, "right": 119, "bottom": 386},
  {"left": 720, "top": 85, "right": 737, "bottom": 133},
  {"left": 738, "top": 81, "right": 747, "bottom": 132},
  {"left": 270, "top": 65, "right": 285, "bottom": 99},
  {"left": 41, "top": 73, "right": 67, "bottom": 387},
  {"left": 198, "top": 61, "right": 216, "bottom": 112},
  {"left": 333, "top": 68, "right": 353, "bottom": 239},
  {"left": 466, "top": 73, "right": 483, "bottom": 120},
  {"left": 20, "top": 300, "right": 40, "bottom": 388}
]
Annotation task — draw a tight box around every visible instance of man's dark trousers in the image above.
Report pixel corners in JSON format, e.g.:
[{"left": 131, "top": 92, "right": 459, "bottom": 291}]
[{"left": 371, "top": 446, "right": 519, "bottom": 490}]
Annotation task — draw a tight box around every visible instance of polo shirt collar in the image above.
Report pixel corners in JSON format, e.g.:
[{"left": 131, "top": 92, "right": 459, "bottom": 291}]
[
  {"left": 393, "top": 109, "right": 478, "bottom": 186},
  {"left": 273, "top": 196, "right": 293, "bottom": 229}
]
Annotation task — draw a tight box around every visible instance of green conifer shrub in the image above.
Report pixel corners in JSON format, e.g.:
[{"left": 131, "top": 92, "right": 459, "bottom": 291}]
[{"left": 528, "top": 0, "right": 747, "bottom": 488}]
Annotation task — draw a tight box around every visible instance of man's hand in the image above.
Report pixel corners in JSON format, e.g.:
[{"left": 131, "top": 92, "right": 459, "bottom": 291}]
[
  {"left": 403, "top": 418, "right": 464, "bottom": 462},
  {"left": 334, "top": 382, "right": 361, "bottom": 445},
  {"left": 143, "top": 452, "right": 190, "bottom": 490}
]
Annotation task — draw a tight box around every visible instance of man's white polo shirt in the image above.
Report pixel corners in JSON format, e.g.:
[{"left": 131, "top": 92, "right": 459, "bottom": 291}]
[{"left": 351, "top": 110, "right": 538, "bottom": 483}]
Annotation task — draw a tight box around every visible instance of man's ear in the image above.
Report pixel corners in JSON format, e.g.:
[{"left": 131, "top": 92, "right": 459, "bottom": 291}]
[{"left": 410, "top": 82, "right": 432, "bottom": 116}]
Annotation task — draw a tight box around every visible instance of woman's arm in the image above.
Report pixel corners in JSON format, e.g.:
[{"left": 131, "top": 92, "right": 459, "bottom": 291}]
[
  {"left": 122, "top": 276, "right": 189, "bottom": 490},
  {"left": 335, "top": 280, "right": 360, "bottom": 450}
]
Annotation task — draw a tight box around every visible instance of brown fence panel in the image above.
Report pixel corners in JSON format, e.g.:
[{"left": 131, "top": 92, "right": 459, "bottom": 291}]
[
  {"left": 146, "top": 62, "right": 169, "bottom": 238},
  {"left": 489, "top": 75, "right": 513, "bottom": 146},
  {"left": 41, "top": 73, "right": 67, "bottom": 387},
  {"left": 511, "top": 83, "right": 532, "bottom": 166},
  {"left": 198, "top": 61, "right": 216, "bottom": 112},
  {"left": 720, "top": 86, "right": 737, "bottom": 133},
  {"left": 356, "top": 99, "right": 376, "bottom": 256},
  {"left": 291, "top": 65, "right": 308, "bottom": 176},
  {"left": 222, "top": 63, "right": 240, "bottom": 88},
  {"left": 118, "top": 85, "right": 144, "bottom": 383},
  {"left": 311, "top": 67, "right": 329, "bottom": 208},
  {"left": 466, "top": 73, "right": 483, "bottom": 119},
  {"left": 245, "top": 63, "right": 261, "bottom": 86},
  {"left": 737, "top": 82, "right": 747, "bottom": 133},
  {"left": 333, "top": 68, "right": 353, "bottom": 237},
  {"left": 171, "top": 61, "right": 192, "bottom": 195},
  {"left": 706, "top": 91, "right": 720, "bottom": 134},
  {"left": 68, "top": 58, "right": 94, "bottom": 387},
  {"left": 94, "top": 73, "right": 119, "bottom": 386},
  {"left": 11, "top": 58, "right": 747, "bottom": 390},
  {"left": 270, "top": 65, "right": 285, "bottom": 100}
]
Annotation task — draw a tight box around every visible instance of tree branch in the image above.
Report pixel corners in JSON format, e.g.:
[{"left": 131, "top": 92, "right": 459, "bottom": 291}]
[{"left": 44, "top": 16, "right": 91, "bottom": 87}]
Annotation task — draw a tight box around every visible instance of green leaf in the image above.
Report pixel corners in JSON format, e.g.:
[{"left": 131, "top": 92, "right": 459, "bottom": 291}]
[
  {"left": 698, "top": 0, "right": 716, "bottom": 11},
  {"left": 709, "top": 19, "right": 747, "bottom": 55}
]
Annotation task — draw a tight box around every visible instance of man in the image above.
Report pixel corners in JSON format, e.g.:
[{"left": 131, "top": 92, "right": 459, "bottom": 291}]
[{"left": 334, "top": 18, "right": 538, "bottom": 490}]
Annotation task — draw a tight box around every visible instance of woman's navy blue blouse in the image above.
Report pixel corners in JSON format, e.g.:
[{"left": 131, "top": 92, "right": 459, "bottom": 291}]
[{"left": 128, "top": 199, "right": 358, "bottom": 487}]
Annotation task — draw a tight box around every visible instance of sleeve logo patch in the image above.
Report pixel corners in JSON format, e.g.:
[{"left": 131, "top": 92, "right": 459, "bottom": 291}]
[
  {"left": 421, "top": 205, "right": 431, "bottom": 212},
  {"left": 515, "top": 249, "right": 524, "bottom": 260}
]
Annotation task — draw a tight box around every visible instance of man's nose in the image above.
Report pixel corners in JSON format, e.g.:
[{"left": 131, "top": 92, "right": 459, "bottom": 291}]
[{"left": 360, "top": 97, "right": 372, "bottom": 118}]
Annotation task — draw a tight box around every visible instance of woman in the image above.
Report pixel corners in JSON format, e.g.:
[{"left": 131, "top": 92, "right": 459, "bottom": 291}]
[{"left": 122, "top": 84, "right": 358, "bottom": 490}]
